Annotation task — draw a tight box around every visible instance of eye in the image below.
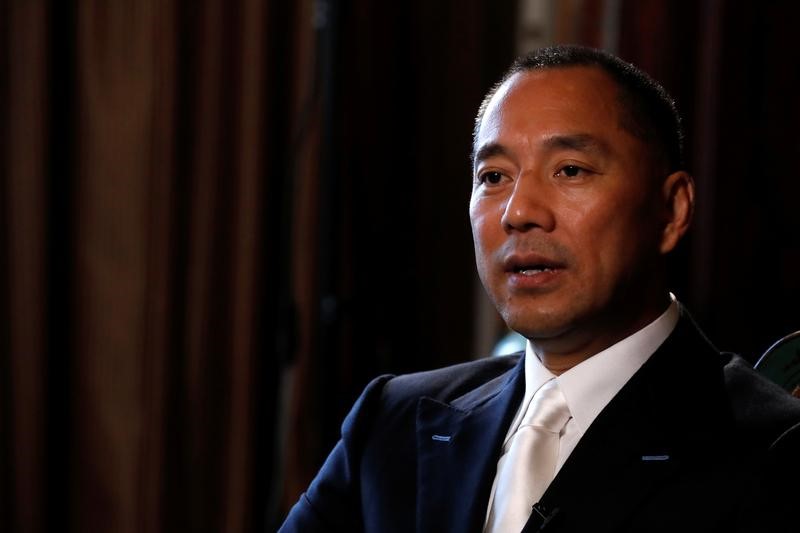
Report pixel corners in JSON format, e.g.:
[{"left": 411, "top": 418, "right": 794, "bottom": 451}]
[
  {"left": 478, "top": 171, "right": 506, "bottom": 185},
  {"left": 555, "top": 165, "right": 587, "bottom": 179}
]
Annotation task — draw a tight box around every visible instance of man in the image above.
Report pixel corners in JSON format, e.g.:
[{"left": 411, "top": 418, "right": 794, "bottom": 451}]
[{"left": 279, "top": 45, "right": 800, "bottom": 532}]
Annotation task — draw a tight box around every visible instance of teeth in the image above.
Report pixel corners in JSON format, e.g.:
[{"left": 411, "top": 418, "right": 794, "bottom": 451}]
[{"left": 519, "top": 267, "right": 551, "bottom": 275}]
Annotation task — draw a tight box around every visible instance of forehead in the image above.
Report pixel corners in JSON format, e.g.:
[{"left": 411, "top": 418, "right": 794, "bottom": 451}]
[{"left": 476, "top": 66, "right": 630, "bottom": 149}]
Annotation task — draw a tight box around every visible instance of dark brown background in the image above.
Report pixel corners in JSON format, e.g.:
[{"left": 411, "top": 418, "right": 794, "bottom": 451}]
[{"left": 2, "top": 1, "right": 798, "bottom": 532}]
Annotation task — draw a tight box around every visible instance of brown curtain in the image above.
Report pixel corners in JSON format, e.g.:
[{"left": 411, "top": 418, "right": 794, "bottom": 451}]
[
  {"left": 4, "top": 1, "right": 800, "bottom": 532},
  {"left": 1, "top": 1, "right": 311, "bottom": 531}
]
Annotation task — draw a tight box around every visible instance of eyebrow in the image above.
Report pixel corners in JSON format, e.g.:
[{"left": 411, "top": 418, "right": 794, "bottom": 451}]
[
  {"left": 472, "top": 143, "right": 510, "bottom": 167},
  {"left": 541, "top": 133, "right": 611, "bottom": 155},
  {"left": 472, "top": 133, "right": 611, "bottom": 168}
]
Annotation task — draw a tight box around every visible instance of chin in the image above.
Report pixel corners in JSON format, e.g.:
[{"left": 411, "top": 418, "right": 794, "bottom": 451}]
[{"left": 500, "top": 308, "right": 571, "bottom": 341}]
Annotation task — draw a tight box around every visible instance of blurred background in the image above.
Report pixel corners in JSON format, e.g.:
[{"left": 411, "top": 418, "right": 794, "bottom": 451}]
[{"left": 2, "top": 0, "right": 799, "bottom": 531}]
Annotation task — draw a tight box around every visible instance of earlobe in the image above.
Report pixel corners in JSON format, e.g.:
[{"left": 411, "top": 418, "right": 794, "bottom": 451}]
[{"left": 659, "top": 171, "right": 695, "bottom": 254}]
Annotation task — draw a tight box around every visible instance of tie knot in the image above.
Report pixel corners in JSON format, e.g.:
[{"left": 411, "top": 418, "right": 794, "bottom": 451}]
[{"left": 521, "top": 379, "right": 571, "bottom": 433}]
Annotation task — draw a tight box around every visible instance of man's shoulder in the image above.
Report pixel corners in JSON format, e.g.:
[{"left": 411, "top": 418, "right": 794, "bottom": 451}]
[
  {"left": 383, "top": 353, "right": 522, "bottom": 404},
  {"left": 341, "top": 354, "right": 522, "bottom": 445},
  {"left": 356, "top": 354, "right": 521, "bottom": 422},
  {"left": 722, "top": 352, "right": 800, "bottom": 444},
  {"left": 670, "top": 311, "right": 800, "bottom": 444}
]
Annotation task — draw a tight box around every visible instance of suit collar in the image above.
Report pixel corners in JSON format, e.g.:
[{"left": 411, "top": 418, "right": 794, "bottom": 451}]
[
  {"left": 412, "top": 311, "right": 730, "bottom": 533},
  {"left": 415, "top": 354, "right": 525, "bottom": 533},
  {"left": 554, "top": 298, "right": 680, "bottom": 435},
  {"left": 532, "top": 312, "right": 732, "bottom": 531}
]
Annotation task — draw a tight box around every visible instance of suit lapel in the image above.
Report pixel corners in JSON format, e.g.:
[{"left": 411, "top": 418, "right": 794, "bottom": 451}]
[
  {"left": 412, "top": 311, "right": 732, "bottom": 533},
  {"left": 533, "top": 372, "right": 684, "bottom": 532},
  {"left": 415, "top": 355, "right": 525, "bottom": 533},
  {"left": 533, "top": 313, "right": 732, "bottom": 532}
]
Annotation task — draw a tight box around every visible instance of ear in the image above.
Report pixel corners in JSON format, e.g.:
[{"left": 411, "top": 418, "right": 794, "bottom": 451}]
[{"left": 659, "top": 171, "right": 695, "bottom": 254}]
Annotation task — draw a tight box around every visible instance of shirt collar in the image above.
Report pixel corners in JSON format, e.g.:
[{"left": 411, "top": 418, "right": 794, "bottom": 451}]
[{"left": 522, "top": 295, "right": 680, "bottom": 435}]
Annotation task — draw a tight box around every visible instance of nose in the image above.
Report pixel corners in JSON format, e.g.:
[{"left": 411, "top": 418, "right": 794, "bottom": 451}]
[{"left": 500, "top": 174, "right": 555, "bottom": 233}]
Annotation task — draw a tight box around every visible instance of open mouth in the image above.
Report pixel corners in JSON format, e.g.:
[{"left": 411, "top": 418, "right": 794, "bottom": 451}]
[
  {"left": 501, "top": 251, "right": 566, "bottom": 289},
  {"left": 514, "top": 266, "right": 555, "bottom": 276},
  {"left": 505, "top": 255, "right": 563, "bottom": 272}
]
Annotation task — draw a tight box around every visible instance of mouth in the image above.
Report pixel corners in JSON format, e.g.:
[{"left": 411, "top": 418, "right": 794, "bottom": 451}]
[
  {"left": 516, "top": 267, "right": 555, "bottom": 276},
  {"left": 504, "top": 254, "right": 564, "bottom": 274}
]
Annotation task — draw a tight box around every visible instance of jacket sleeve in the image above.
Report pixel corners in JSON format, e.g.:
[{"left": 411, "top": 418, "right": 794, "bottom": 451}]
[{"left": 278, "top": 374, "right": 395, "bottom": 532}]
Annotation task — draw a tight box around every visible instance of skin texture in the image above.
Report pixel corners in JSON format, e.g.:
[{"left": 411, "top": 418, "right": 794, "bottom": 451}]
[{"left": 470, "top": 66, "right": 694, "bottom": 374}]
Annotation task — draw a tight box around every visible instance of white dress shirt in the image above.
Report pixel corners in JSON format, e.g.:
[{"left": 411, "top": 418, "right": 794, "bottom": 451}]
[{"left": 484, "top": 295, "right": 680, "bottom": 527}]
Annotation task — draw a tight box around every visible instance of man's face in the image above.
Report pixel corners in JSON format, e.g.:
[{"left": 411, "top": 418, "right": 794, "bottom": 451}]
[{"left": 470, "top": 67, "right": 675, "bottom": 357}]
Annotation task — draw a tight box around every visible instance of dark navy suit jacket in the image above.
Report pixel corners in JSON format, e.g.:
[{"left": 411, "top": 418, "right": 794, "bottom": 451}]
[{"left": 279, "top": 308, "right": 800, "bottom": 532}]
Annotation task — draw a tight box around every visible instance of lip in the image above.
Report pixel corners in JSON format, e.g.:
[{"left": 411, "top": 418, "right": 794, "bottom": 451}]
[{"left": 503, "top": 253, "right": 565, "bottom": 290}]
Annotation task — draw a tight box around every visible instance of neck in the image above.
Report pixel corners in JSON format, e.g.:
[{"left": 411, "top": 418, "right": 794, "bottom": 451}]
[
  {"left": 531, "top": 293, "right": 673, "bottom": 375},
  {"left": 539, "top": 353, "right": 589, "bottom": 376}
]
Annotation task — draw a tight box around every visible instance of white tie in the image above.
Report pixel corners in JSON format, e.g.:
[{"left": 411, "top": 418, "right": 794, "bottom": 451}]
[{"left": 485, "top": 378, "right": 571, "bottom": 533}]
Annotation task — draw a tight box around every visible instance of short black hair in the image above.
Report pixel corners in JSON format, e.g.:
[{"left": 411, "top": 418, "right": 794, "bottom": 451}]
[{"left": 473, "top": 45, "right": 685, "bottom": 173}]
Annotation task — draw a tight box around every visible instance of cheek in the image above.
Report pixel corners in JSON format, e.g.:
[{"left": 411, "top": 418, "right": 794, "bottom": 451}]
[
  {"left": 566, "top": 200, "right": 640, "bottom": 262},
  {"left": 469, "top": 203, "right": 499, "bottom": 248},
  {"left": 470, "top": 224, "right": 493, "bottom": 278},
  {"left": 579, "top": 200, "right": 658, "bottom": 274},
  {"left": 469, "top": 207, "right": 503, "bottom": 284}
]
